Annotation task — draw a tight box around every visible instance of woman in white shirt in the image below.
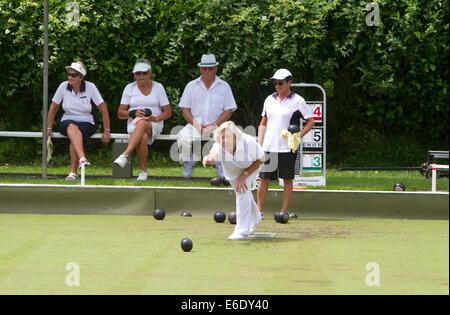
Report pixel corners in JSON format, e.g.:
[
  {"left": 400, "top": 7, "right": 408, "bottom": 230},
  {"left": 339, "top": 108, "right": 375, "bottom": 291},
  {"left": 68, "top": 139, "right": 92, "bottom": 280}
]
[
  {"left": 203, "top": 121, "right": 265, "bottom": 240},
  {"left": 47, "top": 61, "right": 111, "bottom": 180},
  {"left": 257, "top": 69, "right": 314, "bottom": 217},
  {"left": 114, "top": 59, "right": 172, "bottom": 180}
]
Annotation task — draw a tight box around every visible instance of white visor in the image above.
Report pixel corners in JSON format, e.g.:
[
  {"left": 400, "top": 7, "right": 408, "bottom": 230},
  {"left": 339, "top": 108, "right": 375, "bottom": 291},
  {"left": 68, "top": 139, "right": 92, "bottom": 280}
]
[
  {"left": 133, "top": 63, "right": 151, "bottom": 73},
  {"left": 66, "top": 62, "right": 87, "bottom": 77}
]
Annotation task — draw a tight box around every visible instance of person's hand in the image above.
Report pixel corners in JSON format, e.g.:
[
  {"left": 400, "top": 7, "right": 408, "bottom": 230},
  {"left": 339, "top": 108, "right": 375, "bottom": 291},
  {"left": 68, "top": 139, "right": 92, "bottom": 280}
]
[
  {"left": 202, "top": 154, "right": 215, "bottom": 168},
  {"left": 135, "top": 109, "right": 146, "bottom": 118},
  {"left": 202, "top": 124, "right": 216, "bottom": 136},
  {"left": 101, "top": 130, "right": 111, "bottom": 144},
  {"left": 149, "top": 115, "right": 159, "bottom": 122},
  {"left": 235, "top": 173, "right": 248, "bottom": 194},
  {"left": 47, "top": 128, "right": 53, "bottom": 138}
]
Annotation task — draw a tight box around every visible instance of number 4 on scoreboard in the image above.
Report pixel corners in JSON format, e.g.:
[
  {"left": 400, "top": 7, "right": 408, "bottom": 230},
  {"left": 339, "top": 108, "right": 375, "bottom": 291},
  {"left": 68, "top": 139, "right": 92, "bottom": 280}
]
[
  {"left": 312, "top": 104, "right": 322, "bottom": 122},
  {"left": 307, "top": 103, "right": 322, "bottom": 123}
]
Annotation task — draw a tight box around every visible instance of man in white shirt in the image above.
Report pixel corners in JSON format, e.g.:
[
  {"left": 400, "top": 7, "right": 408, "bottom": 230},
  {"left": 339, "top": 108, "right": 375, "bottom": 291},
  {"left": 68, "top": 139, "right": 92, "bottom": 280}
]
[{"left": 177, "top": 54, "right": 237, "bottom": 185}]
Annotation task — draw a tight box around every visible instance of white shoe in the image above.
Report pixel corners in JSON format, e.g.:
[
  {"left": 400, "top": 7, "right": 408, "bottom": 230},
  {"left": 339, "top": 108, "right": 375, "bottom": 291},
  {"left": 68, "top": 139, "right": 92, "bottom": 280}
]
[
  {"left": 137, "top": 170, "right": 148, "bottom": 181},
  {"left": 113, "top": 154, "right": 128, "bottom": 168},
  {"left": 78, "top": 157, "right": 90, "bottom": 168},
  {"left": 228, "top": 233, "right": 249, "bottom": 241},
  {"left": 65, "top": 172, "right": 78, "bottom": 180}
]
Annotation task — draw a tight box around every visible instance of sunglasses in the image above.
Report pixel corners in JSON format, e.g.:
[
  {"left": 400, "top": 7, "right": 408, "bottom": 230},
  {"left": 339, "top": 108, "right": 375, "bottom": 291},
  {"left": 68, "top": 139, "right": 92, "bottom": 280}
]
[
  {"left": 67, "top": 72, "right": 81, "bottom": 77},
  {"left": 273, "top": 80, "right": 285, "bottom": 86},
  {"left": 135, "top": 71, "right": 149, "bottom": 76}
]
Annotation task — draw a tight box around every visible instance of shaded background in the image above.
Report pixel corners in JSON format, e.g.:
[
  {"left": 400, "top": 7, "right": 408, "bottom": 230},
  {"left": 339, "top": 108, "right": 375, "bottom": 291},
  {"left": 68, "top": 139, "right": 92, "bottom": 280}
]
[{"left": 0, "top": 0, "right": 448, "bottom": 167}]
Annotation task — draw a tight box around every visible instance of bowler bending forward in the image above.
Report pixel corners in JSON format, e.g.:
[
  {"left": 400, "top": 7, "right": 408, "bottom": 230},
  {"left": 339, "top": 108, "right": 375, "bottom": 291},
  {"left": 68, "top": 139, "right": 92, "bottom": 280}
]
[{"left": 203, "top": 121, "right": 265, "bottom": 240}]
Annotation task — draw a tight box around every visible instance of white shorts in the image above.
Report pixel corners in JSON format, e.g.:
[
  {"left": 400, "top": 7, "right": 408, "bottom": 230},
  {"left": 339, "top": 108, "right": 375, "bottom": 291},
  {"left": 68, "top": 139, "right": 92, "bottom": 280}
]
[{"left": 127, "top": 120, "right": 163, "bottom": 145}]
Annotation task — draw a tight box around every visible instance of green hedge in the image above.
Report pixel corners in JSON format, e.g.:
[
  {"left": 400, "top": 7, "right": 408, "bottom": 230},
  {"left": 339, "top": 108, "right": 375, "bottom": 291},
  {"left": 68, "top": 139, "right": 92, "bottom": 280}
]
[{"left": 0, "top": 0, "right": 448, "bottom": 166}]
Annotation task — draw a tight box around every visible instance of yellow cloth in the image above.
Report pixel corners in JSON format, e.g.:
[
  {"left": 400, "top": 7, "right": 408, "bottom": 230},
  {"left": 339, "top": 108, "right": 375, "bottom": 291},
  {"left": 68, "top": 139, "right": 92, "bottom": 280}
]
[
  {"left": 47, "top": 137, "right": 53, "bottom": 163},
  {"left": 280, "top": 130, "right": 301, "bottom": 153}
]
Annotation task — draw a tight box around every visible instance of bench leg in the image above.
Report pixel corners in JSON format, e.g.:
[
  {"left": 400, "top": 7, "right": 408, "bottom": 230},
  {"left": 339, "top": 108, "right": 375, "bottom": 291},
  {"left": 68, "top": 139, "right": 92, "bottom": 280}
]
[{"left": 112, "top": 140, "right": 133, "bottom": 178}]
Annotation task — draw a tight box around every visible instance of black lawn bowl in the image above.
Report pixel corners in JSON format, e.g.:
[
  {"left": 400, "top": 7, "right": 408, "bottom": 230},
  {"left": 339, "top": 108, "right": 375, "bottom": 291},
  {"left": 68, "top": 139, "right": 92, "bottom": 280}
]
[
  {"left": 144, "top": 108, "right": 152, "bottom": 117},
  {"left": 279, "top": 211, "right": 290, "bottom": 224},
  {"left": 228, "top": 211, "right": 237, "bottom": 224},
  {"left": 393, "top": 182, "right": 406, "bottom": 191},
  {"left": 181, "top": 238, "right": 193, "bottom": 252},
  {"left": 153, "top": 208, "right": 166, "bottom": 220},
  {"left": 274, "top": 211, "right": 282, "bottom": 223},
  {"left": 181, "top": 211, "right": 192, "bottom": 217},
  {"left": 288, "top": 124, "right": 300, "bottom": 134},
  {"left": 214, "top": 211, "right": 226, "bottom": 223}
]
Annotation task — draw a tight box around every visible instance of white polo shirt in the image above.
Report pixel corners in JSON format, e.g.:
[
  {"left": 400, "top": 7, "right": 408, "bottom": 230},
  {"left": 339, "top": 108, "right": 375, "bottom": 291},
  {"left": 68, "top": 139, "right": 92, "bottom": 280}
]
[
  {"left": 211, "top": 133, "right": 265, "bottom": 181},
  {"left": 179, "top": 76, "right": 237, "bottom": 125},
  {"left": 120, "top": 80, "right": 169, "bottom": 124},
  {"left": 261, "top": 91, "right": 313, "bottom": 153},
  {"left": 52, "top": 80, "right": 104, "bottom": 124}
]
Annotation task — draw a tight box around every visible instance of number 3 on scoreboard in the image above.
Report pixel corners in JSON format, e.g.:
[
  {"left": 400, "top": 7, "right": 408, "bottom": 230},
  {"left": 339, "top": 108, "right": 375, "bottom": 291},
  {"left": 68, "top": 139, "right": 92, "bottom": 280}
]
[{"left": 313, "top": 156, "right": 321, "bottom": 167}]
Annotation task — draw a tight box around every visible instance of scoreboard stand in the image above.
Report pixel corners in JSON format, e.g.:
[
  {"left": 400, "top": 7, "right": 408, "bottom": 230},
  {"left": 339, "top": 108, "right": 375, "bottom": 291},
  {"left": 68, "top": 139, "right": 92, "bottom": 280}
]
[{"left": 280, "top": 83, "right": 327, "bottom": 188}]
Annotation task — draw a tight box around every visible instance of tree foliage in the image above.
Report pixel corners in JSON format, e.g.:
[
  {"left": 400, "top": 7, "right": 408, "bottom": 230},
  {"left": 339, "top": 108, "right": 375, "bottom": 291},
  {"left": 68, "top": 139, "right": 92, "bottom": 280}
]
[{"left": 0, "top": 0, "right": 448, "bottom": 166}]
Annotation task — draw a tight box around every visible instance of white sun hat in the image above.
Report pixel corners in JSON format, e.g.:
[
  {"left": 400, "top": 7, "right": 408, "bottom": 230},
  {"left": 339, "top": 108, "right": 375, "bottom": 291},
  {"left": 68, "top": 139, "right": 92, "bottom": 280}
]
[
  {"left": 133, "top": 58, "right": 152, "bottom": 73},
  {"left": 270, "top": 68, "right": 292, "bottom": 80},
  {"left": 197, "top": 54, "right": 219, "bottom": 67},
  {"left": 66, "top": 62, "right": 87, "bottom": 77}
]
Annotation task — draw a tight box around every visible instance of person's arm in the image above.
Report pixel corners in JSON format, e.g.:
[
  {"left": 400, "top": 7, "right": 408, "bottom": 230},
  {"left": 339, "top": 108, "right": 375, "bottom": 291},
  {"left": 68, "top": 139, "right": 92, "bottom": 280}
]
[
  {"left": 117, "top": 104, "right": 131, "bottom": 119},
  {"left": 258, "top": 116, "right": 267, "bottom": 147},
  {"left": 234, "top": 158, "right": 265, "bottom": 194},
  {"left": 151, "top": 104, "right": 172, "bottom": 122},
  {"left": 202, "top": 150, "right": 219, "bottom": 168},
  {"left": 182, "top": 108, "right": 202, "bottom": 134},
  {"left": 46, "top": 102, "right": 60, "bottom": 138},
  {"left": 215, "top": 109, "right": 233, "bottom": 127},
  {"left": 300, "top": 117, "right": 314, "bottom": 138},
  {"left": 214, "top": 109, "right": 233, "bottom": 128},
  {"left": 201, "top": 109, "right": 233, "bottom": 136},
  {"left": 97, "top": 102, "right": 111, "bottom": 144},
  {"left": 242, "top": 158, "right": 265, "bottom": 177}
]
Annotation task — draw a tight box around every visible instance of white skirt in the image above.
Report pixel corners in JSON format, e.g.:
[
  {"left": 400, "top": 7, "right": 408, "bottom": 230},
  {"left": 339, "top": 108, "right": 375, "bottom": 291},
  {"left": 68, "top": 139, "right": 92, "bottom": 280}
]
[{"left": 127, "top": 119, "right": 163, "bottom": 145}]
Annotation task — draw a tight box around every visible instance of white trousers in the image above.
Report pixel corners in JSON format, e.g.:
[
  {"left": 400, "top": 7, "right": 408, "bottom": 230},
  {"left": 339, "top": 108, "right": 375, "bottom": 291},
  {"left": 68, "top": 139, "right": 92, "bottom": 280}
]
[
  {"left": 176, "top": 124, "right": 202, "bottom": 163},
  {"left": 230, "top": 171, "right": 261, "bottom": 236}
]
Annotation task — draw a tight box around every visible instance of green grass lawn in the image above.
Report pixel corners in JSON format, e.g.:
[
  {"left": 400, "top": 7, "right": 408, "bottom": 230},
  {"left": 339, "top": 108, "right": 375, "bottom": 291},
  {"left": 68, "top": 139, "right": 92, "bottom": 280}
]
[
  {"left": 0, "top": 163, "right": 448, "bottom": 192},
  {"left": 0, "top": 214, "right": 447, "bottom": 295}
]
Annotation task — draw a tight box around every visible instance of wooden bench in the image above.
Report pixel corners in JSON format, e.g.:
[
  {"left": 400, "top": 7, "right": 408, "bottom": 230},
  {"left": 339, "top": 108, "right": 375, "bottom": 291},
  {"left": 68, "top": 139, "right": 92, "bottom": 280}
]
[{"left": 0, "top": 131, "right": 214, "bottom": 178}]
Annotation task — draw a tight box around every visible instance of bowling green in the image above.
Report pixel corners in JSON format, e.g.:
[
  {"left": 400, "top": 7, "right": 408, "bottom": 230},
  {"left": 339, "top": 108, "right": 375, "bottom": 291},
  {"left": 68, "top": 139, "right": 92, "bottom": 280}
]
[{"left": 0, "top": 214, "right": 448, "bottom": 295}]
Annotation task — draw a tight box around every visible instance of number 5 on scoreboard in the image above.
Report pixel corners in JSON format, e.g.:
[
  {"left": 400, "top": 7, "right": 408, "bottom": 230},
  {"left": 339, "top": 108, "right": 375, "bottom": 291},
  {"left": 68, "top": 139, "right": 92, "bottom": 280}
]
[{"left": 313, "top": 130, "right": 322, "bottom": 142}]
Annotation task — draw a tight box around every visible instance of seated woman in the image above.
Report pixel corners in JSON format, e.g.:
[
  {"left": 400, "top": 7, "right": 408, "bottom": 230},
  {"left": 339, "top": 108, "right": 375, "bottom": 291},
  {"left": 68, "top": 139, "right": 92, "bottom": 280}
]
[
  {"left": 47, "top": 61, "right": 111, "bottom": 180},
  {"left": 203, "top": 121, "right": 265, "bottom": 240},
  {"left": 114, "top": 59, "right": 172, "bottom": 180}
]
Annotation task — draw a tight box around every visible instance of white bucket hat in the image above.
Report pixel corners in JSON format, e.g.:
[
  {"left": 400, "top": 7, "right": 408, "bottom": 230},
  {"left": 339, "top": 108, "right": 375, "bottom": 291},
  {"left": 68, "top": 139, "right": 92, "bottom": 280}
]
[
  {"left": 197, "top": 54, "right": 219, "bottom": 67},
  {"left": 66, "top": 62, "right": 87, "bottom": 77},
  {"left": 271, "top": 68, "right": 292, "bottom": 80},
  {"left": 133, "top": 58, "right": 152, "bottom": 73}
]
